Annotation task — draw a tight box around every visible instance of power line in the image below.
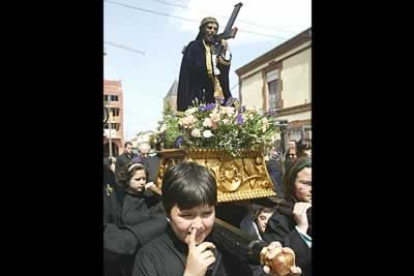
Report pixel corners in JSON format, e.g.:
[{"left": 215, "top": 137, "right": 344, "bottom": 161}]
[
  {"left": 106, "top": 0, "right": 199, "bottom": 23},
  {"left": 105, "top": 0, "right": 290, "bottom": 39},
  {"left": 104, "top": 41, "right": 146, "bottom": 55},
  {"left": 230, "top": 82, "right": 239, "bottom": 92},
  {"left": 146, "top": 0, "right": 299, "bottom": 36}
]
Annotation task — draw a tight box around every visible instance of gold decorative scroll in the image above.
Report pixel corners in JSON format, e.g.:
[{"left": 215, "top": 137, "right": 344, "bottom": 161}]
[{"left": 154, "top": 149, "right": 277, "bottom": 203}]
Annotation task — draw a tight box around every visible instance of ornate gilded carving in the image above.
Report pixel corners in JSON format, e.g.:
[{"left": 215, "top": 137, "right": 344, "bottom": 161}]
[{"left": 154, "top": 149, "right": 277, "bottom": 202}]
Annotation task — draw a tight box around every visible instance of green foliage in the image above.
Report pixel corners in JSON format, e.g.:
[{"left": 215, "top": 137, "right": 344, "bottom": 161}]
[{"left": 154, "top": 101, "right": 282, "bottom": 157}]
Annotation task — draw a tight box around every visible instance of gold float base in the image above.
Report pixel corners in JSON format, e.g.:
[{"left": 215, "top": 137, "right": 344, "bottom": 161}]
[{"left": 155, "top": 149, "right": 277, "bottom": 203}]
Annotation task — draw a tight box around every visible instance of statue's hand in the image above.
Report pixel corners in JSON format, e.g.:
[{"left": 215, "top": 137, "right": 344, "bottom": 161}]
[{"left": 221, "top": 39, "right": 228, "bottom": 51}]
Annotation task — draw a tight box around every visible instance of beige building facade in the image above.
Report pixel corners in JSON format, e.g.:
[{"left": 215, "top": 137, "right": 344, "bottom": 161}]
[{"left": 236, "top": 28, "right": 312, "bottom": 144}]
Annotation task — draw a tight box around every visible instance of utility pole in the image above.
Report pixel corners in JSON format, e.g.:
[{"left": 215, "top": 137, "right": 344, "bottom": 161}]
[
  {"left": 108, "top": 98, "right": 113, "bottom": 159},
  {"left": 104, "top": 49, "right": 112, "bottom": 158}
]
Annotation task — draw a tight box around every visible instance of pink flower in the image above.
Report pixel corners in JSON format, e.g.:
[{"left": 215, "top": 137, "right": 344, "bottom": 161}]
[
  {"left": 203, "top": 118, "right": 213, "bottom": 128},
  {"left": 179, "top": 115, "right": 197, "bottom": 129},
  {"left": 209, "top": 111, "right": 221, "bottom": 123}
]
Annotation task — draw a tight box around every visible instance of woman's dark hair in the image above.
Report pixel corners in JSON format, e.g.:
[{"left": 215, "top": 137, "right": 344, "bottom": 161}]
[
  {"left": 117, "top": 162, "right": 148, "bottom": 190},
  {"left": 297, "top": 139, "right": 312, "bottom": 157},
  {"left": 252, "top": 204, "right": 276, "bottom": 220},
  {"left": 282, "top": 157, "right": 312, "bottom": 202},
  {"left": 162, "top": 162, "right": 217, "bottom": 217}
]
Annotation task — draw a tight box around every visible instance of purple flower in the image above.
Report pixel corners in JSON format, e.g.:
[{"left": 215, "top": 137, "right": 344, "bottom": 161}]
[
  {"left": 237, "top": 114, "right": 244, "bottom": 125},
  {"left": 219, "top": 98, "right": 225, "bottom": 105},
  {"left": 241, "top": 105, "right": 246, "bottom": 113},
  {"left": 225, "top": 97, "right": 234, "bottom": 106},
  {"left": 206, "top": 103, "right": 216, "bottom": 111},
  {"left": 174, "top": 136, "right": 183, "bottom": 148},
  {"left": 198, "top": 105, "right": 206, "bottom": 112}
]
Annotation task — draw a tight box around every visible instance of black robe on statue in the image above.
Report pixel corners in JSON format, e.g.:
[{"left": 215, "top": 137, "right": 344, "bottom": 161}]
[{"left": 177, "top": 38, "right": 232, "bottom": 111}]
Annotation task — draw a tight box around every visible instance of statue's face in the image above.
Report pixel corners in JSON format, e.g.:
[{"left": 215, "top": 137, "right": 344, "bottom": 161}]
[{"left": 203, "top": 23, "right": 218, "bottom": 44}]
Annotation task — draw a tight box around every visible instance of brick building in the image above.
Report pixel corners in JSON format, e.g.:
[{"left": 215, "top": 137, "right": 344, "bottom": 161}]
[{"left": 104, "top": 79, "right": 124, "bottom": 157}]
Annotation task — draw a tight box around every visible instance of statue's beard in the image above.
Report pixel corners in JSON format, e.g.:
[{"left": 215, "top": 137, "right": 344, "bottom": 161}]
[{"left": 204, "top": 33, "right": 215, "bottom": 44}]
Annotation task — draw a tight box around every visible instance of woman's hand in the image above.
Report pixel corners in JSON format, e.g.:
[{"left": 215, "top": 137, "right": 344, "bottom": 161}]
[{"left": 293, "top": 202, "right": 312, "bottom": 233}]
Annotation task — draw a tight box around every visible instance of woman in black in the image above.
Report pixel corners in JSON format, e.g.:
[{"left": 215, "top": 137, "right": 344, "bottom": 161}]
[
  {"left": 263, "top": 157, "right": 312, "bottom": 276},
  {"left": 117, "top": 162, "right": 163, "bottom": 225},
  {"left": 104, "top": 161, "right": 166, "bottom": 276}
]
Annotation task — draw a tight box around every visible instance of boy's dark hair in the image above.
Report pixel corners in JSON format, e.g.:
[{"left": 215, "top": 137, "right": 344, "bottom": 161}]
[{"left": 162, "top": 162, "right": 217, "bottom": 216}]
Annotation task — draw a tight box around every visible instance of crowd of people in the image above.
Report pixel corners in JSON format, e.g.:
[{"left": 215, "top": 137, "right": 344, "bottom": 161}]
[
  {"left": 104, "top": 15, "right": 312, "bottom": 276},
  {"left": 104, "top": 135, "right": 312, "bottom": 276}
]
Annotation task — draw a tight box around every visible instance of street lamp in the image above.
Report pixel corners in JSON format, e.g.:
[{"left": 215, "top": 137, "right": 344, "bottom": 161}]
[
  {"left": 108, "top": 108, "right": 113, "bottom": 159},
  {"left": 103, "top": 105, "right": 109, "bottom": 123}
]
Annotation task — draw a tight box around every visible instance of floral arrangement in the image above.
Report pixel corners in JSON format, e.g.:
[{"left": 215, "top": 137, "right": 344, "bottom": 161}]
[{"left": 154, "top": 99, "right": 281, "bottom": 157}]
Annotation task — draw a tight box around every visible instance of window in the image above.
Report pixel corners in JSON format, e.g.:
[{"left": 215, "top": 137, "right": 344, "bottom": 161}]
[
  {"left": 104, "top": 123, "right": 117, "bottom": 129},
  {"left": 266, "top": 70, "right": 279, "bottom": 113},
  {"left": 107, "top": 108, "right": 119, "bottom": 118},
  {"left": 104, "top": 95, "right": 118, "bottom": 102}
]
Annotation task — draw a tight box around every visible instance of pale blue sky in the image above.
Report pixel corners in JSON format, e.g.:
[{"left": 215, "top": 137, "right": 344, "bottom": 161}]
[{"left": 104, "top": 0, "right": 311, "bottom": 140}]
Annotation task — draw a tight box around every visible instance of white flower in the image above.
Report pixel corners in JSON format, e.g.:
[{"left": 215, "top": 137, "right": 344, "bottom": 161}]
[
  {"left": 262, "top": 118, "right": 269, "bottom": 133},
  {"left": 191, "top": 128, "right": 201, "bottom": 138},
  {"left": 185, "top": 107, "right": 198, "bottom": 115},
  {"left": 223, "top": 106, "right": 235, "bottom": 116},
  {"left": 203, "top": 130, "right": 213, "bottom": 138},
  {"left": 203, "top": 118, "right": 213, "bottom": 128},
  {"left": 222, "top": 119, "right": 230, "bottom": 125}
]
